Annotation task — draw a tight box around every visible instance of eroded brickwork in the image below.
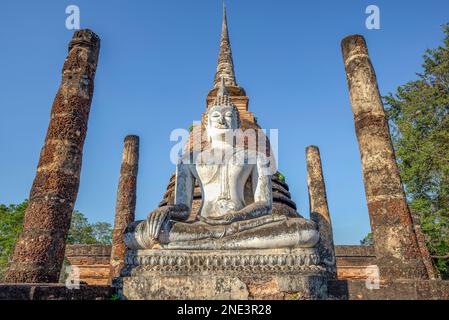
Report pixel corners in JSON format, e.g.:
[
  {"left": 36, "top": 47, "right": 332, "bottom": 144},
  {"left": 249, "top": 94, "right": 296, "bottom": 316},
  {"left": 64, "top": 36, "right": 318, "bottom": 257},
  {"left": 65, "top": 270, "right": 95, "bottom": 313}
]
[
  {"left": 65, "top": 245, "right": 111, "bottom": 285},
  {"left": 109, "top": 135, "right": 139, "bottom": 281},
  {"left": 0, "top": 284, "right": 112, "bottom": 300},
  {"left": 341, "top": 35, "right": 429, "bottom": 280},
  {"left": 306, "top": 146, "right": 336, "bottom": 276},
  {"left": 335, "top": 245, "right": 376, "bottom": 280},
  {"left": 4, "top": 29, "right": 100, "bottom": 283}
]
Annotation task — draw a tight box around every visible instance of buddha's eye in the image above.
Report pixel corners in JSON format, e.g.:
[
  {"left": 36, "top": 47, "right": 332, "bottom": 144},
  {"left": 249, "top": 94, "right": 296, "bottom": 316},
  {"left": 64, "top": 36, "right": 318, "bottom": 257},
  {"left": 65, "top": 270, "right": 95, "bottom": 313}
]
[
  {"left": 211, "top": 112, "right": 221, "bottom": 118},
  {"left": 225, "top": 112, "right": 233, "bottom": 117}
]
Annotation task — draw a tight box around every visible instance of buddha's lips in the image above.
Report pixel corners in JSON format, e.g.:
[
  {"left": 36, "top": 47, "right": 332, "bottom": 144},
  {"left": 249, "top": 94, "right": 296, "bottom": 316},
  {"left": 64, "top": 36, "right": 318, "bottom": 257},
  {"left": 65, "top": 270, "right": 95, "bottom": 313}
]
[{"left": 213, "top": 124, "right": 229, "bottom": 129}]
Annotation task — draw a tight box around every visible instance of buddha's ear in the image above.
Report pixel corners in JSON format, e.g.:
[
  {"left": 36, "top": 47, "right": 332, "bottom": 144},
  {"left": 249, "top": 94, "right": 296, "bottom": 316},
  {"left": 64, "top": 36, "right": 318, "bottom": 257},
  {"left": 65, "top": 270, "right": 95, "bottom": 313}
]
[{"left": 234, "top": 108, "right": 241, "bottom": 128}]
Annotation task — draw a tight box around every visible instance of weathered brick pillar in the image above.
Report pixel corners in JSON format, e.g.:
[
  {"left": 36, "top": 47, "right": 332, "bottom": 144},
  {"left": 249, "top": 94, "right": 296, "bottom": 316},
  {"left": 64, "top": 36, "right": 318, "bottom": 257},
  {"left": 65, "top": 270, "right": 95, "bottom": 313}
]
[
  {"left": 341, "top": 35, "right": 429, "bottom": 279},
  {"left": 306, "top": 146, "right": 336, "bottom": 276},
  {"left": 4, "top": 29, "right": 100, "bottom": 283},
  {"left": 109, "top": 135, "right": 139, "bottom": 281}
]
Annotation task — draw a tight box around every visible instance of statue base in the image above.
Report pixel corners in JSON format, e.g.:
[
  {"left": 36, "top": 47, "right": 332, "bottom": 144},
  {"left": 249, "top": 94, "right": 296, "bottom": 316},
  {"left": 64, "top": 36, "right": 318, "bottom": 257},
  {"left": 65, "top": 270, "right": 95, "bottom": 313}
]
[{"left": 114, "top": 248, "right": 330, "bottom": 300}]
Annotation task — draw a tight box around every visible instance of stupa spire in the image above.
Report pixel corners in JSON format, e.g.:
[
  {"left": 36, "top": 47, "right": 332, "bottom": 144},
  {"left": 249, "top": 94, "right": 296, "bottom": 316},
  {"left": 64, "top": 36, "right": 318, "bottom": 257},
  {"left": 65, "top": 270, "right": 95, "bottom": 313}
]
[{"left": 213, "top": 2, "right": 237, "bottom": 88}]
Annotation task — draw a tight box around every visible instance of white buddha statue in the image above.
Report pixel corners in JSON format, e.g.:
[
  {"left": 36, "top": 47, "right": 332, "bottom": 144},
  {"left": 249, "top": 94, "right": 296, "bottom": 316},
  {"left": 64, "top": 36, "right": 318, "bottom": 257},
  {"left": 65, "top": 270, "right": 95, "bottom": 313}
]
[{"left": 125, "top": 80, "right": 319, "bottom": 250}]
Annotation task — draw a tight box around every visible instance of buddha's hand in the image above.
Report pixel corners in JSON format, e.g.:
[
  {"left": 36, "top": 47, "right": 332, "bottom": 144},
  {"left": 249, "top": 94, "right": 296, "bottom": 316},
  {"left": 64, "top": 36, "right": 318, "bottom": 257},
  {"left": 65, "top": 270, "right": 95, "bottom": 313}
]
[
  {"left": 200, "top": 212, "right": 238, "bottom": 225},
  {"left": 200, "top": 202, "right": 271, "bottom": 226},
  {"left": 145, "top": 204, "right": 190, "bottom": 239},
  {"left": 146, "top": 207, "right": 171, "bottom": 239}
]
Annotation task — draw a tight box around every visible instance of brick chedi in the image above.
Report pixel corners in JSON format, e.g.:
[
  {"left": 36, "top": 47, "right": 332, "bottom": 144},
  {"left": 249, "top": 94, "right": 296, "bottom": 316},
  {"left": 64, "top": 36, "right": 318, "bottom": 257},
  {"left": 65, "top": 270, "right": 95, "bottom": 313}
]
[
  {"left": 4, "top": 29, "right": 100, "bottom": 283},
  {"left": 306, "top": 146, "right": 336, "bottom": 276},
  {"left": 109, "top": 135, "right": 139, "bottom": 281},
  {"left": 341, "top": 35, "right": 430, "bottom": 280}
]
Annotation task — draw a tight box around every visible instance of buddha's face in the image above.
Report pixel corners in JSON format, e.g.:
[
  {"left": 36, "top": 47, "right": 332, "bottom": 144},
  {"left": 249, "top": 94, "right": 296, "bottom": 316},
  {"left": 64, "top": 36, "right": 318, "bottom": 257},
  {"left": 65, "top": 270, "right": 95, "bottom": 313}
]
[{"left": 206, "top": 105, "right": 239, "bottom": 141}]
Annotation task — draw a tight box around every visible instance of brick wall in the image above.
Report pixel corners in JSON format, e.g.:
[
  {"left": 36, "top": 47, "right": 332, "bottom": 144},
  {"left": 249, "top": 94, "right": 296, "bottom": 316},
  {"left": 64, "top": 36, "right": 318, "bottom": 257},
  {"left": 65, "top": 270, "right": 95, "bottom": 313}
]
[
  {"left": 335, "top": 245, "right": 376, "bottom": 280},
  {"left": 65, "top": 244, "right": 111, "bottom": 285}
]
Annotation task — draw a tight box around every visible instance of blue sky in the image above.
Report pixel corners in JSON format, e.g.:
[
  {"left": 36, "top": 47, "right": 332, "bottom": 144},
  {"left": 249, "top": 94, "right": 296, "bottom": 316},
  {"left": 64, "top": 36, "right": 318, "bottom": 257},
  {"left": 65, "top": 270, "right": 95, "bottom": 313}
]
[{"left": 0, "top": 0, "right": 448, "bottom": 244}]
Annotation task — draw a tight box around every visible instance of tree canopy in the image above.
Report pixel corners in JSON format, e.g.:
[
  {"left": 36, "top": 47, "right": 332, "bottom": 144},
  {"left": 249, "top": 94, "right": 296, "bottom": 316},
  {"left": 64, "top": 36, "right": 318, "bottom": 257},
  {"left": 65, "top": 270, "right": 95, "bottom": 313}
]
[
  {"left": 384, "top": 23, "right": 449, "bottom": 278},
  {"left": 67, "top": 211, "right": 112, "bottom": 245},
  {"left": 0, "top": 201, "right": 27, "bottom": 280}
]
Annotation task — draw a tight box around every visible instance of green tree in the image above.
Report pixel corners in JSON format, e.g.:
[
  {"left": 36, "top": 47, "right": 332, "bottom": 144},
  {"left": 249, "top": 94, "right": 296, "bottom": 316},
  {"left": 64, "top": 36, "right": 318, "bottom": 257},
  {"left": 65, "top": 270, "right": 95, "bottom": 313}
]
[
  {"left": 67, "top": 210, "right": 97, "bottom": 244},
  {"left": 92, "top": 222, "right": 113, "bottom": 245},
  {"left": 67, "top": 211, "right": 113, "bottom": 245},
  {"left": 384, "top": 23, "right": 449, "bottom": 278},
  {"left": 360, "top": 232, "right": 373, "bottom": 246},
  {"left": 0, "top": 200, "right": 27, "bottom": 280}
]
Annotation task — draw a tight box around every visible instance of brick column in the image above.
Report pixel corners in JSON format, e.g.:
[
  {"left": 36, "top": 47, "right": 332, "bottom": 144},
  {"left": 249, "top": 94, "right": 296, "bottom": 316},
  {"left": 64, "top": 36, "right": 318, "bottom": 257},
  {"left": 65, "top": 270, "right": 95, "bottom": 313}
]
[
  {"left": 5, "top": 29, "right": 100, "bottom": 283},
  {"left": 341, "top": 35, "right": 429, "bottom": 279},
  {"left": 109, "top": 135, "right": 139, "bottom": 281},
  {"left": 306, "top": 146, "right": 336, "bottom": 276}
]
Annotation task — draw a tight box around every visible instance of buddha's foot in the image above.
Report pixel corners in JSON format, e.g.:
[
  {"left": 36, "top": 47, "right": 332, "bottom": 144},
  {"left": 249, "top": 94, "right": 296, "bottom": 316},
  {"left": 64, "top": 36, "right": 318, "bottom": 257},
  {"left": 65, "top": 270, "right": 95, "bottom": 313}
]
[{"left": 124, "top": 220, "right": 160, "bottom": 249}]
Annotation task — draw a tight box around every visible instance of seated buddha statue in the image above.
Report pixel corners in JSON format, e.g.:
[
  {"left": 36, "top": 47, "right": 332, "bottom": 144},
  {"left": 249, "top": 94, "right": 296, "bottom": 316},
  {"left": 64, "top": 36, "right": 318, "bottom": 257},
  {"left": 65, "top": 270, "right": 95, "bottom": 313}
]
[{"left": 124, "top": 80, "right": 319, "bottom": 250}]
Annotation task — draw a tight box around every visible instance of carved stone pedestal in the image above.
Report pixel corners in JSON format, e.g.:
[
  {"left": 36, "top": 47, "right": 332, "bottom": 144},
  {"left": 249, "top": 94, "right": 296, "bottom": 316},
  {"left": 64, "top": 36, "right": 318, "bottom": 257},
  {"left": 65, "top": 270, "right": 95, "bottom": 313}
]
[{"left": 115, "top": 248, "right": 329, "bottom": 300}]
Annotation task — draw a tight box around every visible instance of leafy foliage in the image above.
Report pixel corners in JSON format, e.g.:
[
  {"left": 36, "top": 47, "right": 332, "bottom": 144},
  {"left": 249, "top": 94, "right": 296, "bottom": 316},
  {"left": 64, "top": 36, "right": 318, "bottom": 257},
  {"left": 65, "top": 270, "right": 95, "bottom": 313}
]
[
  {"left": 275, "top": 172, "right": 286, "bottom": 183},
  {"left": 384, "top": 23, "right": 449, "bottom": 278},
  {"left": 360, "top": 232, "right": 374, "bottom": 246},
  {"left": 91, "top": 222, "right": 113, "bottom": 245},
  {"left": 110, "top": 293, "right": 121, "bottom": 300},
  {"left": 0, "top": 200, "right": 27, "bottom": 280},
  {"left": 67, "top": 211, "right": 112, "bottom": 245}
]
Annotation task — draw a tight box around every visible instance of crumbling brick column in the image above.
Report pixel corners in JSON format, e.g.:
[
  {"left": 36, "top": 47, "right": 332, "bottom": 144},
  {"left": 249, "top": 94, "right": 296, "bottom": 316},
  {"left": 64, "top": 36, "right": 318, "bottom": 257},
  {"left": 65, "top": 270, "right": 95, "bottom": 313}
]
[
  {"left": 109, "top": 135, "right": 139, "bottom": 281},
  {"left": 341, "top": 35, "right": 430, "bottom": 279},
  {"left": 306, "top": 146, "right": 336, "bottom": 276},
  {"left": 4, "top": 29, "right": 100, "bottom": 283}
]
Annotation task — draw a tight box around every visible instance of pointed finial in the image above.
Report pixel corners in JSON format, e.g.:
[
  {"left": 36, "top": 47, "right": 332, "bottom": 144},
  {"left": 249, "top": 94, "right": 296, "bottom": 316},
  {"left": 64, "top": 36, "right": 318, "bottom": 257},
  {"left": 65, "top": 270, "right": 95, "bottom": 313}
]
[
  {"left": 213, "top": 2, "right": 237, "bottom": 89},
  {"left": 223, "top": 1, "right": 227, "bottom": 26}
]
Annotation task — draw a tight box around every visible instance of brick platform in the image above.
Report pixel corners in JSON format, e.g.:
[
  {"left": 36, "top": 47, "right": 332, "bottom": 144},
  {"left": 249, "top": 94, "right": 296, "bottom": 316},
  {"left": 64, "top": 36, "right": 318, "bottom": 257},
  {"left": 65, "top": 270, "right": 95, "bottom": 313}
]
[
  {"left": 65, "top": 244, "right": 376, "bottom": 285},
  {"left": 328, "top": 279, "right": 449, "bottom": 300},
  {"left": 0, "top": 284, "right": 113, "bottom": 300}
]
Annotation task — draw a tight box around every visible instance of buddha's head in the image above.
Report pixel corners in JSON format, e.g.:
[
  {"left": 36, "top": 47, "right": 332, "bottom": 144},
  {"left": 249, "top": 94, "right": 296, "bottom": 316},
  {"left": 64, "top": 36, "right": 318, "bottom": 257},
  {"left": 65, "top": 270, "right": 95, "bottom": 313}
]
[{"left": 206, "top": 78, "right": 240, "bottom": 142}]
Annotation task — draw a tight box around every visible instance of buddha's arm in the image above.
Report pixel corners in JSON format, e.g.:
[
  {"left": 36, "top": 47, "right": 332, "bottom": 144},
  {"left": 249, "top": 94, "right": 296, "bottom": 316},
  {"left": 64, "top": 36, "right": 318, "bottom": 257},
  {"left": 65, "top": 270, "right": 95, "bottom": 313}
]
[
  {"left": 172, "top": 162, "right": 194, "bottom": 221},
  {"left": 144, "top": 162, "right": 192, "bottom": 240},
  {"left": 252, "top": 156, "right": 273, "bottom": 208},
  {"left": 230, "top": 159, "right": 273, "bottom": 220}
]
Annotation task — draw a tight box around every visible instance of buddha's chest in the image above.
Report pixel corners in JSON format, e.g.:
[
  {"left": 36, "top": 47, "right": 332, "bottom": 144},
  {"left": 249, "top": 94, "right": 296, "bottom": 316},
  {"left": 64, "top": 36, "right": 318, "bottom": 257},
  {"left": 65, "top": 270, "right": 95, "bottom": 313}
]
[
  {"left": 195, "top": 162, "right": 252, "bottom": 188},
  {"left": 195, "top": 163, "right": 252, "bottom": 217}
]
